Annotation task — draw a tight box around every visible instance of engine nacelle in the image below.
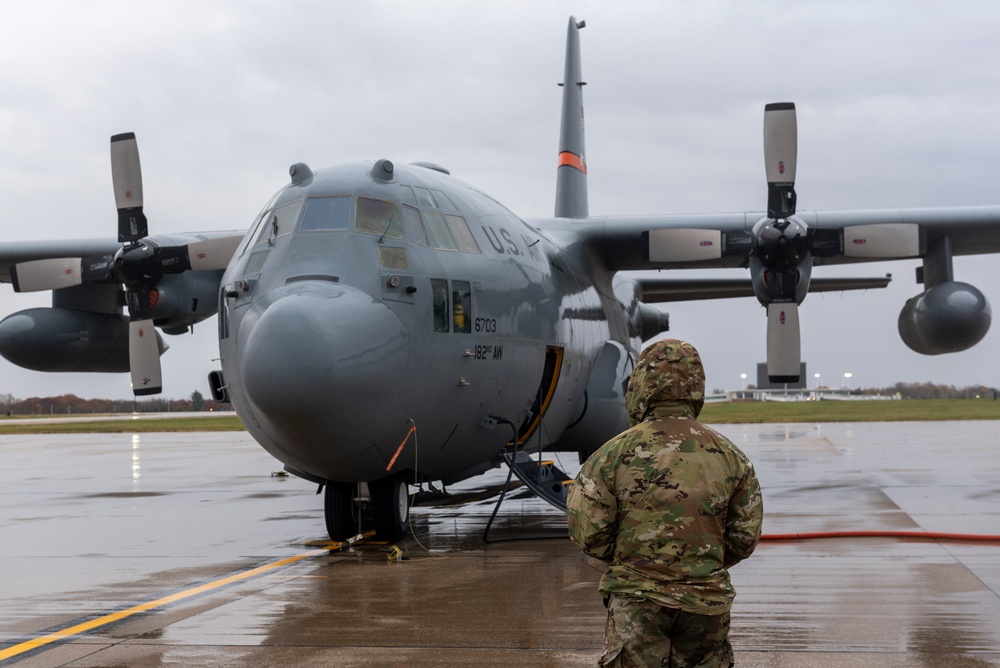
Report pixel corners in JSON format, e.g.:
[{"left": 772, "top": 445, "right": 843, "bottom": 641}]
[
  {"left": 0, "top": 308, "right": 166, "bottom": 372},
  {"left": 749, "top": 254, "right": 813, "bottom": 306},
  {"left": 556, "top": 340, "right": 632, "bottom": 461},
  {"left": 149, "top": 272, "right": 224, "bottom": 333},
  {"left": 636, "top": 302, "right": 670, "bottom": 342},
  {"left": 898, "top": 281, "right": 991, "bottom": 355}
]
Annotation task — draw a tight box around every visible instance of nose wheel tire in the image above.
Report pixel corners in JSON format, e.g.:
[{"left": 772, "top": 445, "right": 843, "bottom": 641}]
[
  {"left": 371, "top": 474, "right": 409, "bottom": 543},
  {"left": 324, "top": 481, "right": 360, "bottom": 542}
]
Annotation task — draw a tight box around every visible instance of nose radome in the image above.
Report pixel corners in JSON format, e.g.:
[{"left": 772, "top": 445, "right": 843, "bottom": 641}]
[{"left": 241, "top": 283, "right": 409, "bottom": 456}]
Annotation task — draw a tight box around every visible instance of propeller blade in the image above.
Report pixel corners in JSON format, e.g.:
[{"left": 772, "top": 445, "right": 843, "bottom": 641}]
[
  {"left": 10, "top": 254, "right": 116, "bottom": 292},
  {"left": 808, "top": 224, "right": 923, "bottom": 259},
  {"left": 185, "top": 236, "right": 243, "bottom": 271},
  {"left": 645, "top": 228, "right": 756, "bottom": 263},
  {"left": 766, "top": 302, "right": 801, "bottom": 383},
  {"left": 111, "top": 132, "right": 148, "bottom": 243},
  {"left": 842, "top": 223, "right": 922, "bottom": 258},
  {"left": 763, "top": 102, "right": 797, "bottom": 218},
  {"left": 11, "top": 258, "right": 83, "bottom": 292},
  {"left": 153, "top": 236, "right": 244, "bottom": 275},
  {"left": 129, "top": 319, "right": 162, "bottom": 396}
]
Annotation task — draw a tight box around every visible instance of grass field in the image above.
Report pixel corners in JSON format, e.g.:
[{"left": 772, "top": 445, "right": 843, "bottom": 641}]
[
  {"left": 0, "top": 415, "right": 245, "bottom": 434},
  {"left": 700, "top": 398, "right": 1000, "bottom": 423},
  {"left": 0, "top": 399, "right": 997, "bottom": 434}
]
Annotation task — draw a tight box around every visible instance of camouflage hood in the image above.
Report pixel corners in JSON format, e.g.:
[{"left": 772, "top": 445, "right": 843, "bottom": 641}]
[{"left": 625, "top": 339, "right": 706, "bottom": 425}]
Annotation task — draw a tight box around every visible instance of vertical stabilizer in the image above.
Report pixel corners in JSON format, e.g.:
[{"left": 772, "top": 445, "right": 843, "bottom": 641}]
[{"left": 555, "top": 17, "right": 588, "bottom": 219}]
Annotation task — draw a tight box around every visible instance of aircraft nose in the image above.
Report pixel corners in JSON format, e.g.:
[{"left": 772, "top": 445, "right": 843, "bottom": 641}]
[{"left": 240, "top": 282, "right": 409, "bottom": 473}]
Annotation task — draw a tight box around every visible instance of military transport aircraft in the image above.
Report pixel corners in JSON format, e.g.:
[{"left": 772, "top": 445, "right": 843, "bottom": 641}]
[{"left": 0, "top": 17, "right": 996, "bottom": 541}]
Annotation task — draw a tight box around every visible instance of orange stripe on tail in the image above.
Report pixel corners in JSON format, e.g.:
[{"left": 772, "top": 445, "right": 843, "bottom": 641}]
[{"left": 558, "top": 151, "right": 587, "bottom": 174}]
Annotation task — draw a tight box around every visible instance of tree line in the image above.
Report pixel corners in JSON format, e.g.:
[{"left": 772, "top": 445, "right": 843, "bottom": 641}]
[
  {"left": 721, "top": 381, "right": 998, "bottom": 400},
  {"left": 858, "top": 382, "right": 999, "bottom": 400},
  {"left": 0, "top": 390, "right": 233, "bottom": 415},
  {"left": 5, "top": 382, "right": 997, "bottom": 416}
]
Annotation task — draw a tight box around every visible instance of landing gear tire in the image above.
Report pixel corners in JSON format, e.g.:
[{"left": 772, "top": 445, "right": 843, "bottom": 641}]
[
  {"left": 371, "top": 474, "right": 409, "bottom": 543},
  {"left": 324, "top": 481, "right": 359, "bottom": 541}
]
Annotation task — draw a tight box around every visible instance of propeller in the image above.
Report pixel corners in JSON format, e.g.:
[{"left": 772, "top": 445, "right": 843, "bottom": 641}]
[
  {"left": 645, "top": 102, "right": 921, "bottom": 383},
  {"left": 756, "top": 102, "right": 804, "bottom": 382},
  {"left": 109, "top": 133, "right": 158, "bottom": 395},
  {"left": 10, "top": 133, "right": 237, "bottom": 395}
]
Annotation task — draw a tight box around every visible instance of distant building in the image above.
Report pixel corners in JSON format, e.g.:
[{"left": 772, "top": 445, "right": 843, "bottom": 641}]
[{"left": 756, "top": 362, "right": 807, "bottom": 390}]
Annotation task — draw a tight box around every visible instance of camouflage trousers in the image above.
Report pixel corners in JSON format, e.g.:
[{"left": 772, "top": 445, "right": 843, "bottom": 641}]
[{"left": 599, "top": 595, "right": 734, "bottom": 668}]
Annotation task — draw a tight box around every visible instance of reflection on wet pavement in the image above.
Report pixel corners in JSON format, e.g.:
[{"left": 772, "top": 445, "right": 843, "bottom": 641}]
[{"left": 1, "top": 422, "right": 999, "bottom": 667}]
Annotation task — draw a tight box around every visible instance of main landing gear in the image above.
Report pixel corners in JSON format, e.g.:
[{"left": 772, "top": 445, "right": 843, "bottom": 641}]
[{"left": 323, "top": 473, "right": 410, "bottom": 544}]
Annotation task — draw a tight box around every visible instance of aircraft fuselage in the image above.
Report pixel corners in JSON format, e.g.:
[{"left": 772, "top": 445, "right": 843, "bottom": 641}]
[{"left": 218, "top": 161, "right": 640, "bottom": 487}]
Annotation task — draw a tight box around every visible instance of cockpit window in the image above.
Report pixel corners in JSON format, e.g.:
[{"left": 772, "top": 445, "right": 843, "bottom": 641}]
[
  {"left": 431, "top": 189, "right": 459, "bottom": 212},
  {"left": 423, "top": 212, "right": 459, "bottom": 251},
  {"left": 245, "top": 198, "right": 302, "bottom": 251},
  {"left": 378, "top": 246, "right": 408, "bottom": 270},
  {"left": 239, "top": 213, "right": 269, "bottom": 257},
  {"left": 452, "top": 280, "right": 472, "bottom": 333},
  {"left": 401, "top": 204, "right": 429, "bottom": 246},
  {"left": 356, "top": 197, "right": 402, "bottom": 238},
  {"left": 299, "top": 196, "right": 352, "bottom": 231},
  {"left": 237, "top": 189, "right": 282, "bottom": 257},
  {"left": 445, "top": 215, "right": 481, "bottom": 253},
  {"left": 431, "top": 279, "right": 450, "bottom": 332},
  {"left": 267, "top": 199, "right": 303, "bottom": 244},
  {"left": 412, "top": 186, "right": 437, "bottom": 209},
  {"left": 398, "top": 185, "right": 417, "bottom": 206}
]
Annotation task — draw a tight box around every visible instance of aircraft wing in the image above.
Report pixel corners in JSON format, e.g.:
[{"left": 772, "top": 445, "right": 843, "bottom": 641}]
[
  {"left": 802, "top": 207, "right": 1000, "bottom": 264},
  {"left": 552, "top": 205, "right": 1000, "bottom": 272},
  {"left": 535, "top": 204, "right": 999, "bottom": 383},
  {"left": 0, "top": 239, "right": 122, "bottom": 283},
  {"left": 0, "top": 230, "right": 246, "bottom": 283},
  {"left": 0, "top": 229, "right": 246, "bottom": 395},
  {"left": 636, "top": 275, "right": 892, "bottom": 303}
]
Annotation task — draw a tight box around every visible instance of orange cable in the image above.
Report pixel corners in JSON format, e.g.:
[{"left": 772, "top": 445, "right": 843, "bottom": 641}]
[
  {"left": 761, "top": 530, "right": 1000, "bottom": 542},
  {"left": 385, "top": 425, "right": 416, "bottom": 472}
]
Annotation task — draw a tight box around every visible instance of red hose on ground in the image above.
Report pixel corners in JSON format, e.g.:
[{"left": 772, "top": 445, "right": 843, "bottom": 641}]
[{"left": 761, "top": 530, "right": 1000, "bottom": 542}]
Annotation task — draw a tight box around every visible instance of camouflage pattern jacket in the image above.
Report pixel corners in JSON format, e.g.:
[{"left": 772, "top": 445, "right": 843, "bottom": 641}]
[{"left": 567, "top": 340, "right": 763, "bottom": 615}]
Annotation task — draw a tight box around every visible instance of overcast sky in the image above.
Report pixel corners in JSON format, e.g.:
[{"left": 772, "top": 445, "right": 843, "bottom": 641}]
[{"left": 1, "top": 0, "right": 998, "bottom": 400}]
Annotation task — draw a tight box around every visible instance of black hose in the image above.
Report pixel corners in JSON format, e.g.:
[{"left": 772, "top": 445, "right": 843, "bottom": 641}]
[{"left": 482, "top": 418, "right": 569, "bottom": 544}]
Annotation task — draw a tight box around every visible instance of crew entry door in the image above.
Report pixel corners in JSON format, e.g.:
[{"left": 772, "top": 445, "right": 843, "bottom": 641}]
[{"left": 516, "top": 346, "right": 563, "bottom": 445}]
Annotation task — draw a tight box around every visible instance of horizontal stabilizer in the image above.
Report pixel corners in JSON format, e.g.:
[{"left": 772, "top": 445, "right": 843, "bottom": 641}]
[{"left": 637, "top": 274, "right": 891, "bottom": 303}]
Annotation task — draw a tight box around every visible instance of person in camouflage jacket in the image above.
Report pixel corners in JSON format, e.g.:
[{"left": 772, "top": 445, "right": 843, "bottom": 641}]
[{"left": 567, "top": 339, "right": 762, "bottom": 667}]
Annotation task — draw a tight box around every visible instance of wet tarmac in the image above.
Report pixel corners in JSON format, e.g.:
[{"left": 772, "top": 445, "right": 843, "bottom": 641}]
[{"left": 1, "top": 422, "right": 999, "bottom": 666}]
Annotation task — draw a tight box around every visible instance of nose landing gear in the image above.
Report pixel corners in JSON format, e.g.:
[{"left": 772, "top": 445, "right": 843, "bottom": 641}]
[
  {"left": 371, "top": 474, "right": 410, "bottom": 543},
  {"left": 323, "top": 473, "right": 410, "bottom": 544},
  {"left": 323, "top": 481, "right": 362, "bottom": 542}
]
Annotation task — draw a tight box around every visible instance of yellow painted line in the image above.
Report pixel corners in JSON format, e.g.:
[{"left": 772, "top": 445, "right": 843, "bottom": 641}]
[{"left": 0, "top": 547, "right": 330, "bottom": 663}]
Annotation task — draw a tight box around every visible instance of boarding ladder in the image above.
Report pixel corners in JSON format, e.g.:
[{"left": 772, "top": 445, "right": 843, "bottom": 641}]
[{"left": 501, "top": 450, "right": 574, "bottom": 511}]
